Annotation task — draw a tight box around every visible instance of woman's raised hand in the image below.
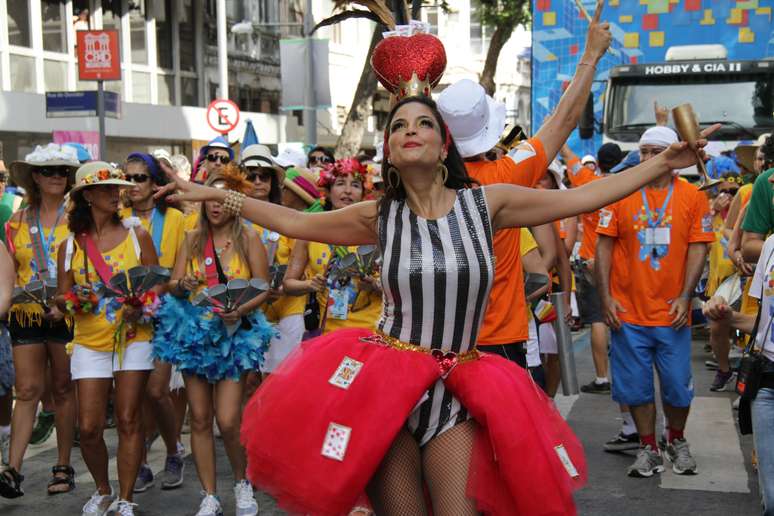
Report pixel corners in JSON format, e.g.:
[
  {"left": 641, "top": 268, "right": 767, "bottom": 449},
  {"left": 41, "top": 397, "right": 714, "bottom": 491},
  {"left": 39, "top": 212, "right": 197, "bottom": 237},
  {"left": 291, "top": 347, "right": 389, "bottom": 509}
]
[{"left": 155, "top": 159, "right": 222, "bottom": 204}]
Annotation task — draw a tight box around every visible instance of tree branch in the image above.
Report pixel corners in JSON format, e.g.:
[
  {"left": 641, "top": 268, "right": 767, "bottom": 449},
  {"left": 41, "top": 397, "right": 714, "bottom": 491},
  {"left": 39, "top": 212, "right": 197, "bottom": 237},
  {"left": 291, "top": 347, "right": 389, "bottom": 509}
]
[{"left": 311, "top": 10, "right": 381, "bottom": 35}]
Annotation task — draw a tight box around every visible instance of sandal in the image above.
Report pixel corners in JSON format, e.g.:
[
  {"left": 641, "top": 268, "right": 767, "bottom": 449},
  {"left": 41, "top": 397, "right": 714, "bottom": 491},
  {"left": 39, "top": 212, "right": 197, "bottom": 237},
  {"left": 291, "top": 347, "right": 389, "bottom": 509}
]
[
  {"left": 0, "top": 467, "right": 24, "bottom": 498},
  {"left": 47, "top": 464, "right": 75, "bottom": 495}
]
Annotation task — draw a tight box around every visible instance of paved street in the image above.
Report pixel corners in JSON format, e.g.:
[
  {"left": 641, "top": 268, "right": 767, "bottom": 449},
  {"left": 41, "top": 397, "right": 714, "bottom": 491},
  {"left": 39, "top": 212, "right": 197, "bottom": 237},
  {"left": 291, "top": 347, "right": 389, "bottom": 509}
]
[{"left": 1, "top": 329, "right": 762, "bottom": 515}]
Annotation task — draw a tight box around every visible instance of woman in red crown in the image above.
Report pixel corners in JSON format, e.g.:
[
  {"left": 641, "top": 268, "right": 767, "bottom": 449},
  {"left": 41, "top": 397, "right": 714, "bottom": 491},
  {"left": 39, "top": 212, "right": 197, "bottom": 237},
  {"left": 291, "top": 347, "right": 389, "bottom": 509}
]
[{"left": 159, "top": 11, "right": 718, "bottom": 516}]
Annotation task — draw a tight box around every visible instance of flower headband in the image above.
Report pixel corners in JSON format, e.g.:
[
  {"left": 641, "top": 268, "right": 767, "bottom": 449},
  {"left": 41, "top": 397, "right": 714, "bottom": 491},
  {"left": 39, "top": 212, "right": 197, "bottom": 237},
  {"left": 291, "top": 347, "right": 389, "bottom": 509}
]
[
  {"left": 80, "top": 168, "right": 126, "bottom": 185},
  {"left": 317, "top": 158, "right": 368, "bottom": 189}
]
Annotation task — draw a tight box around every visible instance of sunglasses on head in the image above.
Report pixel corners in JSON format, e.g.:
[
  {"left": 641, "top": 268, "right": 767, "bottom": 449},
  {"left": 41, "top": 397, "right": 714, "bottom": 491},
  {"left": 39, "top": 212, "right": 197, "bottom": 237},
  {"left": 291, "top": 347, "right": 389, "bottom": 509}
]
[
  {"left": 34, "top": 166, "right": 70, "bottom": 178},
  {"left": 309, "top": 155, "right": 334, "bottom": 165},
  {"left": 126, "top": 174, "right": 150, "bottom": 184},
  {"left": 246, "top": 169, "right": 274, "bottom": 182},
  {"left": 206, "top": 154, "right": 230, "bottom": 164}
]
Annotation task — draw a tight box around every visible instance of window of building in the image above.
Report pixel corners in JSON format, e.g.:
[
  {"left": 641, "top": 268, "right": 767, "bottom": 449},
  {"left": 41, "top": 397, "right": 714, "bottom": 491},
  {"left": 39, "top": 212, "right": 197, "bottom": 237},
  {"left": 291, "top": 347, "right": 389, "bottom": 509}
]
[
  {"left": 132, "top": 71, "right": 151, "bottom": 103},
  {"left": 73, "top": 1, "right": 90, "bottom": 31},
  {"left": 102, "top": 0, "right": 121, "bottom": 31},
  {"left": 424, "top": 6, "right": 439, "bottom": 35},
  {"left": 470, "top": 2, "right": 490, "bottom": 56},
  {"left": 226, "top": 0, "right": 244, "bottom": 20},
  {"left": 155, "top": 0, "right": 173, "bottom": 69},
  {"left": 10, "top": 55, "right": 35, "bottom": 92},
  {"left": 41, "top": 1, "right": 68, "bottom": 53},
  {"left": 181, "top": 76, "right": 199, "bottom": 106},
  {"left": 129, "top": 1, "right": 148, "bottom": 64},
  {"left": 8, "top": 2, "right": 32, "bottom": 47},
  {"left": 179, "top": 0, "right": 196, "bottom": 72},
  {"left": 157, "top": 73, "right": 175, "bottom": 105},
  {"left": 44, "top": 59, "right": 68, "bottom": 91}
]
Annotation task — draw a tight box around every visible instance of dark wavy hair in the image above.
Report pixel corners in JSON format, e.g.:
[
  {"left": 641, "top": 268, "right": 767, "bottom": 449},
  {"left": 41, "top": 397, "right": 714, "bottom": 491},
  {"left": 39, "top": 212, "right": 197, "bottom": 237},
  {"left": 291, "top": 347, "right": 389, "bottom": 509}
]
[
  {"left": 67, "top": 188, "right": 122, "bottom": 235},
  {"left": 379, "top": 96, "right": 476, "bottom": 214},
  {"left": 762, "top": 135, "right": 774, "bottom": 170}
]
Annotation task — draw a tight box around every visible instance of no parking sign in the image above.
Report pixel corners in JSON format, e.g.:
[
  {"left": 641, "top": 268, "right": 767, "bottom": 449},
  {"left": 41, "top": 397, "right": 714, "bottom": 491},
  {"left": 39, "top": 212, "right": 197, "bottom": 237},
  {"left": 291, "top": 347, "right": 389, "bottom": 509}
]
[{"left": 206, "top": 99, "right": 240, "bottom": 134}]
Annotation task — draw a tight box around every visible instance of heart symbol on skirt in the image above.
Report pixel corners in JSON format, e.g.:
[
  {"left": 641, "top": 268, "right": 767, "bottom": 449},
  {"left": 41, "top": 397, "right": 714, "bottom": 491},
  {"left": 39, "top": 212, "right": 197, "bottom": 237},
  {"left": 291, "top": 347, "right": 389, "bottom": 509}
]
[
  {"left": 431, "top": 349, "right": 459, "bottom": 376},
  {"left": 371, "top": 33, "right": 447, "bottom": 95}
]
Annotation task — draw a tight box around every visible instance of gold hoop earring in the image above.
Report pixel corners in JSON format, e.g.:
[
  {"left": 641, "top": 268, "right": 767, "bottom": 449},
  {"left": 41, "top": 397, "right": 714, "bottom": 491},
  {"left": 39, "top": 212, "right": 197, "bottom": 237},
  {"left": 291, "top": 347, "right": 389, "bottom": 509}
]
[
  {"left": 437, "top": 163, "right": 449, "bottom": 185},
  {"left": 387, "top": 166, "right": 401, "bottom": 190}
]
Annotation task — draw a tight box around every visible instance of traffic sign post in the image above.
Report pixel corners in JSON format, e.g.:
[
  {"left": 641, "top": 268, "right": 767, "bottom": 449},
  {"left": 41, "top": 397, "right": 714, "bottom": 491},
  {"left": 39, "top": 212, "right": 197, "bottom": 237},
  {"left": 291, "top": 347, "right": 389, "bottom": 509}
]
[
  {"left": 206, "top": 99, "right": 241, "bottom": 138},
  {"left": 76, "top": 30, "right": 121, "bottom": 160}
]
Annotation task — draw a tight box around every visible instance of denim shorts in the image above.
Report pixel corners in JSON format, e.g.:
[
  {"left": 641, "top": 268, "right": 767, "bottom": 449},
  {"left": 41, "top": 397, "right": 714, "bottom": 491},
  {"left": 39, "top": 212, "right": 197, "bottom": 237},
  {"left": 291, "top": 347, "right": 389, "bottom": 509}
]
[{"left": 610, "top": 323, "right": 693, "bottom": 407}]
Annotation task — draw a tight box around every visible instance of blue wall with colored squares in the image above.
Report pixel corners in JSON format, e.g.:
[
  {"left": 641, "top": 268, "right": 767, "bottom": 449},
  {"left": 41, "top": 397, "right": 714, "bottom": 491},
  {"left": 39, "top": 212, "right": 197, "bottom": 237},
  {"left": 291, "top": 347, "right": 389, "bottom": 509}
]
[{"left": 531, "top": 0, "right": 774, "bottom": 156}]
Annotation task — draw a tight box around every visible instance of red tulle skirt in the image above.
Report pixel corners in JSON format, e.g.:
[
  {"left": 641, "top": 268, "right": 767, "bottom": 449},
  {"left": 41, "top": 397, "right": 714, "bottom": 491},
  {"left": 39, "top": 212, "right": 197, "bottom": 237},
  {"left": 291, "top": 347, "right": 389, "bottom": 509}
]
[{"left": 241, "top": 328, "right": 586, "bottom": 516}]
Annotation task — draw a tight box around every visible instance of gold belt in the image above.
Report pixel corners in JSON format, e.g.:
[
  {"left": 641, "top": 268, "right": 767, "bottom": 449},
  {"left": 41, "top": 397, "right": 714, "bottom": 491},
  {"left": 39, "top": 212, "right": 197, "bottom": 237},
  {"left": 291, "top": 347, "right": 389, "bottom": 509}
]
[{"left": 360, "top": 331, "right": 481, "bottom": 376}]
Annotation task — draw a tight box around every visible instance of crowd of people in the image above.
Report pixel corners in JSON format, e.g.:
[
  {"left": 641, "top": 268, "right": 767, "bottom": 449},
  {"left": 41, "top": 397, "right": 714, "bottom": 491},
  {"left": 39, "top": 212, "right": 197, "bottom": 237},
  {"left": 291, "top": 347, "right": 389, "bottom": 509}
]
[{"left": 0, "top": 4, "right": 772, "bottom": 516}]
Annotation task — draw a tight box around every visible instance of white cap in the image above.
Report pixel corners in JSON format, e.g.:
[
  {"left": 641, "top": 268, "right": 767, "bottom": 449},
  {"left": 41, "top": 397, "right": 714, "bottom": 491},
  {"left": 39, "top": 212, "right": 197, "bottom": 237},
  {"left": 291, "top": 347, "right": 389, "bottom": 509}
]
[
  {"left": 437, "top": 79, "right": 506, "bottom": 158},
  {"left": 581, "top": 154, "right": 596, "bottom": 165},
  {"left": 274, "top": 147, "right": 308, "bottom": 169},
  {"left": 639, "top": 126, "right": 679, "bottom": 148}
]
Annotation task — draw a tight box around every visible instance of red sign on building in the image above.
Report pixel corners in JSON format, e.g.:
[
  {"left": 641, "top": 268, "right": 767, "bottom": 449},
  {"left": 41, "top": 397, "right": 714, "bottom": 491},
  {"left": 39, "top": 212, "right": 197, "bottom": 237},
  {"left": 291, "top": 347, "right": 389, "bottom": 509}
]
[{"left": 77, "top": 30, "right": 121, "bottom": 81}]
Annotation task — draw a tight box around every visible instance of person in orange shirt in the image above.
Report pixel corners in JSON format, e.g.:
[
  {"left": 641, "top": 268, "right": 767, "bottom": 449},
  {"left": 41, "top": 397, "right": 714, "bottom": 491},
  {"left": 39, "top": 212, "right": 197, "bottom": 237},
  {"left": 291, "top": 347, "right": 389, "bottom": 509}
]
[
  {"left": 596, "top": 126, "right": 713, "bottom": 478},
  {"left": 435, "top": 12, "right": 611, "bottom": 365},
  {"left": 560, "top": 142, "right": 622, "bottom": 393}
]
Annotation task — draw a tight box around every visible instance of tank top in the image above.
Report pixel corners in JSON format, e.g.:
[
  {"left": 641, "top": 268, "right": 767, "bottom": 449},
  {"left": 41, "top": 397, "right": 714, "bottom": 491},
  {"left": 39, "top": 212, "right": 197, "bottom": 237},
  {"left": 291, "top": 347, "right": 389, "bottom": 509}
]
[
  {"left": 189, "top": 249, "right": 250, "bottom": 297},
  {"left": 377, "top": 188, "right": 495, "bottom": 352},
  {"left": 67, "top": 227, "right": 152, "bottom": 352},
  {"left": 8, "top": 206, "right": 70, "bottom": 327},
  {"left": 118, "top": 207, "right": 185, "bottom": 269},
  {"left": 377, "top": 188, "right": 495, "bottom": 445}
]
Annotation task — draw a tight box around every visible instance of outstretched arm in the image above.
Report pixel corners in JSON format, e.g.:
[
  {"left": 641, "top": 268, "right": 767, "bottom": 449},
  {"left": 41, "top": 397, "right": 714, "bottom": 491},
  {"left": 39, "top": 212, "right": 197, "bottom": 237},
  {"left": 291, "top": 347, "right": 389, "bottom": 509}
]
[
  {"left": 535, "top": 0, "right": 611, "bottom": 161},
  {"left": 160, "top": 163, "right": 378, "bottom": 246},
  {"left": 487, "top": 126, "right": 719, "bottom": 230}
]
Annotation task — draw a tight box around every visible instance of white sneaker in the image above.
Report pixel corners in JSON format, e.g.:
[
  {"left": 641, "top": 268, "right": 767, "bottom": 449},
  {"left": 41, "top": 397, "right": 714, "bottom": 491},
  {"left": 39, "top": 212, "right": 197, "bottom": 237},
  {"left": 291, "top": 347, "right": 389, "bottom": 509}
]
[
  {"left": 81, "top": 489, "right": 116, "bottom": 516},
  {"left": 234, "top": 480, "right": 258, "bottom": 516},
  {"left": 196, "top": 493, "right": 224, "bottom": 516},
  {"left": 107, "top": 499, "right": 138, "bottom": 515}
]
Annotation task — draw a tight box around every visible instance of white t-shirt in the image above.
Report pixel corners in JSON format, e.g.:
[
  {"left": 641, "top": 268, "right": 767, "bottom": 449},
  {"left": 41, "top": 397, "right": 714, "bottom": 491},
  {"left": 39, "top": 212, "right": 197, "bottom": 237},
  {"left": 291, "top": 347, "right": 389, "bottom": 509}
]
[{"left": 749, "top": 234, "right": 774, "bottom": 362}]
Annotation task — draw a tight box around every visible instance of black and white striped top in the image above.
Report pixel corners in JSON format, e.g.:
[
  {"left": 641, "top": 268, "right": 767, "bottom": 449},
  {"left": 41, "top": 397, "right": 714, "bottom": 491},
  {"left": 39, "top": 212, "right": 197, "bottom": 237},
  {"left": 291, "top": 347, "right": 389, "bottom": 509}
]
[{"left": 377, "top": 187, "right": 495, "bottom": 445}]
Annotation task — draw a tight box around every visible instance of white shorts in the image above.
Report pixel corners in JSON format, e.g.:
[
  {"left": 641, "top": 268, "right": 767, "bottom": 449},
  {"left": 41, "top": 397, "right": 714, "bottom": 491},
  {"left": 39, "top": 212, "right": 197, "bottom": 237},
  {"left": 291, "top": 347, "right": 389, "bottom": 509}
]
[
  {"left": 526, "top": 318, "right": 541, "bottom": 368},
  {"left": 571, "top": 291, "right": 579, "bottom": 318},
  {"left": 260, "top": 314, "right": 305, "bottom": 373},
  {"left": 539, "top": 323, "right": 558, "bottom": 355},
  {"left": 70, "top": 341, "right": 154, "bottom": 380}
]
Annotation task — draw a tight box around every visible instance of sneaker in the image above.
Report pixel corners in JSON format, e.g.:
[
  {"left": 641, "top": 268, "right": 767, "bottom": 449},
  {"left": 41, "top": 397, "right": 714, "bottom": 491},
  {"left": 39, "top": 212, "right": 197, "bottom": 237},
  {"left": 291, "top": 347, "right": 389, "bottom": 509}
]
[
  {"left": 160, "top": 453, "right": 184, "bottom": 490},
  {"left": 132, "top": 464, "right": 154, "bottom": 493},
  {"left": 107, "top": 498, "right": 137, "bottom": 516},
  {"left": 29, "top": 410, "right": 55, "bottom": 445},
  {"left": 176, "top": 441, "right": 186, "bottom": 456},
  {"left": 663, "top": 438, "right": 698, "bottom": 475},
  {"left": 603, "top": 431, "right": 640, "bottom": 452},
  {"left": 627, "top": 446, "right": 665, "bottom": 478},
  {"left": 234, "top": 480, "right": 258, "bottom": 516},
  {"left": 580, "top": 379, "right": 611, "bottom": 394},
  {"left": 81, "top": 489, "right": 115, "bottom": 516},
  {"left": 710, "top": 370, "right": 736, "bottom": 392},
  {"left": 196, "top": 494, "right": 224, "bottom": 516},
  {"left": 0, "top": 431, "right": 9, "bottom": 466}
]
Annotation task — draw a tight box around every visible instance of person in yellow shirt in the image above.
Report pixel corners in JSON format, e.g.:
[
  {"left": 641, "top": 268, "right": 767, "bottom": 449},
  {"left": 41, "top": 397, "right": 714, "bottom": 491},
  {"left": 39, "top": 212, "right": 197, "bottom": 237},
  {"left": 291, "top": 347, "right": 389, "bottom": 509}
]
[
  {"left": 283, "top": 159, "right": 381, "bottom": 336},
  {"left": 55, "top": 162, "right": 158, "bottom": 516},
  {"left": 0, "top": 144, "right": 79, "bottom": 498},
  {"left": 152, "top": 167, "right": 273, "bottom": 516},
  {"left": 261, "top": 167, "right": 323, "bottom": 374},
  {"left": 119, "top": 152, "right": 187, "bottom": 492}
]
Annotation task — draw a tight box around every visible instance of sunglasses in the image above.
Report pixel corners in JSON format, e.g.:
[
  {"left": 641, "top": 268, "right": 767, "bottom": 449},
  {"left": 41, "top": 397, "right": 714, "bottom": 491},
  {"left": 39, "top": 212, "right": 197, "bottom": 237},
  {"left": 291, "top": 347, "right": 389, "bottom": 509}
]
[
  {"left": 0, "top": 173, "right": 7, "bottom": 183},
  {"left": 34, "top": 167, "right": 70, "bottom": 178},
  {"left": 246, "top": 170, "right": 274, "bottom": 182},
  {"left": 126, "top": 174, "right": 150, "bottom": 183},
  {"left": 309, "top": 155, "right": 334, "bottom": 165},
  {"left": 206, "top": 154, "right": 231, "bottom": 164},
  {"left": 719, "top": 188, "right": 739, "bottom": 196}
]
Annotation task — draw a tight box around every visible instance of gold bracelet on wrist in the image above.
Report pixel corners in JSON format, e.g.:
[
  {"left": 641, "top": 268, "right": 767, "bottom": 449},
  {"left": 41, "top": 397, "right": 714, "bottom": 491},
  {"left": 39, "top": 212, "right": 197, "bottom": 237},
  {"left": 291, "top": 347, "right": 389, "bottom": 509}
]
[{"left": 222, "top": 190, "right": 246, "bottom": 216}]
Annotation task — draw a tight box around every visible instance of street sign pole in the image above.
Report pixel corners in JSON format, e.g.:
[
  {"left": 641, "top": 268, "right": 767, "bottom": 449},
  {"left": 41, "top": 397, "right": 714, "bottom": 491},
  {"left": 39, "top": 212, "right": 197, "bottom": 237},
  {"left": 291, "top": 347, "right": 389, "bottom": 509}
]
[
  {"left": 97, "top": 80, "right": 105, "bottom": 160},
  {"left": 303, "top": 0, "right": 316, "bottom": 147}
]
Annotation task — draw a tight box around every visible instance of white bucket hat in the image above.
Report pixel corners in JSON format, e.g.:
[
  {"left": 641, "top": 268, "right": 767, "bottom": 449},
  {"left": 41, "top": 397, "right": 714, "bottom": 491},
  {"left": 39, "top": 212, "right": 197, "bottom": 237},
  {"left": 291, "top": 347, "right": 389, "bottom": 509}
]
[
  {"left": 437, "top": 79, "right": 506, "bottom": 159},
  {"left": 274, "top": 147, "right": 308, "bottom": 169}
]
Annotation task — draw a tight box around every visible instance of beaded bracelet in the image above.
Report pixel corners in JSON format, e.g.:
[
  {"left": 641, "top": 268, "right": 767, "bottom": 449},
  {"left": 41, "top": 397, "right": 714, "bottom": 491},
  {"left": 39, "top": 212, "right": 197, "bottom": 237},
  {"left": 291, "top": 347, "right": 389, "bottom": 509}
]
[{"left": 222, "top": 190, "right": 246, "bottom": 216}]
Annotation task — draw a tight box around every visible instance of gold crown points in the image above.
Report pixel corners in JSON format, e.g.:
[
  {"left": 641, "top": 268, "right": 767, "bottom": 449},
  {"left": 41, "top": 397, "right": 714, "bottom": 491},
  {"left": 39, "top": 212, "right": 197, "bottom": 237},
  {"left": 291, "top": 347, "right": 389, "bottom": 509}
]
[{"left": 396, "top": 72, "right": 433, "bottom": 100}]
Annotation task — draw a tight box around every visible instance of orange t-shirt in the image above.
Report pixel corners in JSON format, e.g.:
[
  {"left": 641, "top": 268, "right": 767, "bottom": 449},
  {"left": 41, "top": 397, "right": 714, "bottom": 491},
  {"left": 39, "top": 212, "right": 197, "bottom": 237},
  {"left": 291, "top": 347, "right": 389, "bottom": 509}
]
[
  {"left": 596, "top": 178, "right": 714, "bottom": 326},
  {"left": 567, "top": 157, "right": 602, "bottom": 260},
  {"left": 466, "top": 138, "right": 548, "bottom": 344}
]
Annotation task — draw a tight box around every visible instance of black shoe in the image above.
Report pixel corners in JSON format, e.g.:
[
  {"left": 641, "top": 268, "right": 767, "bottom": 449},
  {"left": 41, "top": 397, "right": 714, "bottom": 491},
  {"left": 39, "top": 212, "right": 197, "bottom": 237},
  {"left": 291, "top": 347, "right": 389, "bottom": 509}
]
[
  {"left": 580, "top": 379, "right": 611, "bottom": 394},
  {"left": 603, "top": 432, "right": 640, "bottom": 452},
  {"left": 0, "top": 467, "right": 24, "bottom": 499}
]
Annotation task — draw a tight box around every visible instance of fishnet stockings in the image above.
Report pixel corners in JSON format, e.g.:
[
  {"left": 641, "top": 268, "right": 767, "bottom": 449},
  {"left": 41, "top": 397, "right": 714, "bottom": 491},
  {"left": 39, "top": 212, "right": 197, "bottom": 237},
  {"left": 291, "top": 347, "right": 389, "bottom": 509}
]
[{"left": 367, "top": 420, "right": 478, "bottom": 516}]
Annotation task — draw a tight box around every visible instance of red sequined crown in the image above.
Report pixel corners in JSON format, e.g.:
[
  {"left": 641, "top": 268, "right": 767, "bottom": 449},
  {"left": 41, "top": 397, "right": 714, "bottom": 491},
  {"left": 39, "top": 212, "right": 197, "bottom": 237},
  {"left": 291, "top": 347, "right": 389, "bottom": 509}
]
[{"left": 370, "top": 32, "right": 447, "bottom": 101}]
